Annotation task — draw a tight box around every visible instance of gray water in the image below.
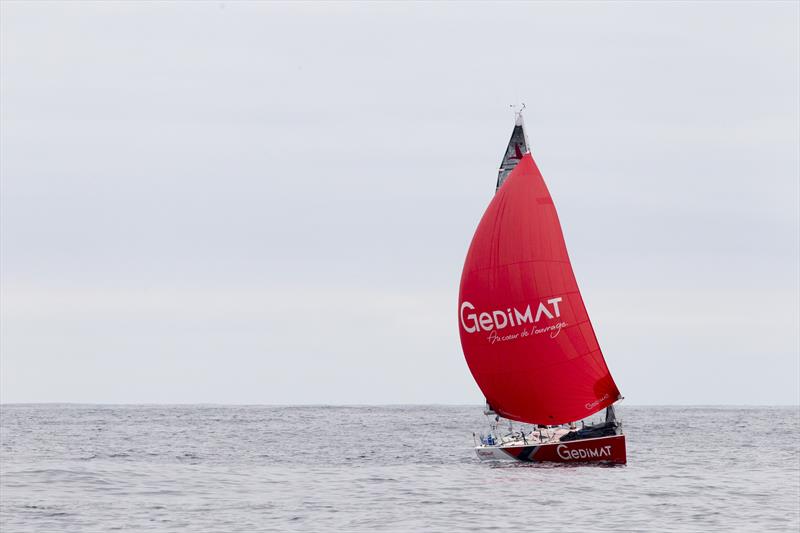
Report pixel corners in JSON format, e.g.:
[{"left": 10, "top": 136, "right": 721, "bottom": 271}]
[{"left": 1, "top": 406, "right": 798, "bottom": 532}]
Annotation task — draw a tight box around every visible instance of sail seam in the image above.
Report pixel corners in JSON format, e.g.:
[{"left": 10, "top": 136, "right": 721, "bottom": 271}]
[{"left": 464, "top": 258, "right": 572, "bottom": 275}]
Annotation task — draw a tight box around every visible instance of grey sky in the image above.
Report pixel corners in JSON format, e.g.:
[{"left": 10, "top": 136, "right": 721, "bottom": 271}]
[{"left": 1, "top": 1, "right": 798, "bottom": 405}]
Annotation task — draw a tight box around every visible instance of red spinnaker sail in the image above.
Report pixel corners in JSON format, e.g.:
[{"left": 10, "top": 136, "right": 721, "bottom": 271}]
[{"left": 458, "top": 153, "right": 620, "bottom": 425}]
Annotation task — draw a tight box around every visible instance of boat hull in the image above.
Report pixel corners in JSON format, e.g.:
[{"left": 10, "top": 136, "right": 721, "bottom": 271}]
[{"left": 475, "top": 434, "right": 626, "bottom": 465}]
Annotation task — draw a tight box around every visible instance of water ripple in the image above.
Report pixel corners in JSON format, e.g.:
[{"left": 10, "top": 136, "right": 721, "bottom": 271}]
[{"left": 1, "top": 405, "right": 798, "bottom": 532}]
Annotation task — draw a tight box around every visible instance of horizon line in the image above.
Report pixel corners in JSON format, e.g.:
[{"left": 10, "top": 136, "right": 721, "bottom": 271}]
[{"left": 1, "top": 402, "right": 798, "bottom": 408}]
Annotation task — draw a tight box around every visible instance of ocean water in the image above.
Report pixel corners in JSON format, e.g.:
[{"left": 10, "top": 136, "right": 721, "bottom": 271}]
[{"left": 1, "top": 405, "right": 798, "bottom": 532}]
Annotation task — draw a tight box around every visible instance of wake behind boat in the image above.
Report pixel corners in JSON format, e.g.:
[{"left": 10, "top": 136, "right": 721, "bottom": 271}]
[{"left": 459, "top": 107, "right": 626, "bottom": 465}]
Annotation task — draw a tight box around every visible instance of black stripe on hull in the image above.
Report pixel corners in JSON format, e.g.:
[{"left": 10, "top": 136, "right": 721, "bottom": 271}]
[{"left": 502, "top": 445, "right": 539, "bottom": 462}]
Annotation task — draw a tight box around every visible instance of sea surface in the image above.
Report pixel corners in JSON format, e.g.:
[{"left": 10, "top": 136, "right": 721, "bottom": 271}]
[{"left": 1, "top": 405, "right": 798, "bottom": 532}]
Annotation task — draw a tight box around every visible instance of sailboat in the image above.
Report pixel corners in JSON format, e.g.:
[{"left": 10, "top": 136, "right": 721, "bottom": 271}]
[{"left": 459, "top": 107, "right": 626, "bottom": 464}]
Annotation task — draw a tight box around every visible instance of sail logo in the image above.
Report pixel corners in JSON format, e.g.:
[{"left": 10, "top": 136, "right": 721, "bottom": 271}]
[
  {"left": 460, "top": 298, "right": 563, "bottom": 334},
  {"left": 585, "top": 394, "right": 609, "bottom": 410},
  {"left": 556, "top": 444, "right": 613, "bottom": 461}
]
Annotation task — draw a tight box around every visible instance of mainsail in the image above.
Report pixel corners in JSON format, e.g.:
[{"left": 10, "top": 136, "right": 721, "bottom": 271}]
[
  {"left": 459, "top": 140, "right": 620, "bottom": 426},
  {"left": 496, "top": 112, "right": 529, "bottom": 191}
]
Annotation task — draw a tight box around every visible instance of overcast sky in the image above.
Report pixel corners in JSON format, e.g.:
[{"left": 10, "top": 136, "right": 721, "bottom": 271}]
[{"left": 1, "top": 1, "right": 798, "bottom": 405}]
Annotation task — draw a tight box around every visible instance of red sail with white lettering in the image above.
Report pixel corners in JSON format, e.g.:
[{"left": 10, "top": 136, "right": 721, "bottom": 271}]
[{"left": 458, "top": 152, "right": 620, "bottom": 425}]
